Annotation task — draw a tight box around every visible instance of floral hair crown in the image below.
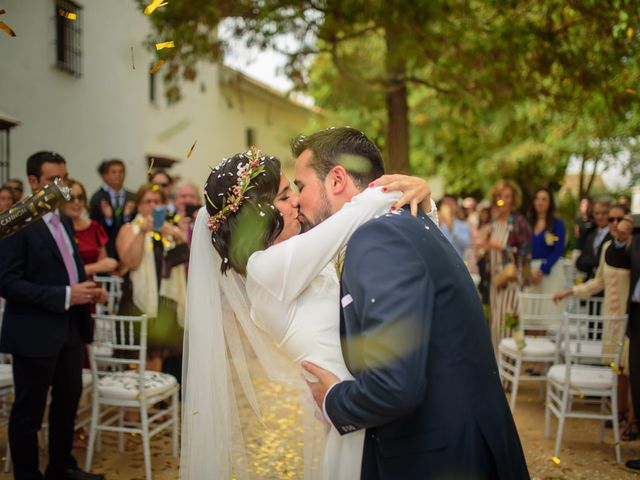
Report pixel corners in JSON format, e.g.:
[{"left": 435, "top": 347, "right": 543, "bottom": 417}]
[{"left": 204, "top": 146, "right": 267, "bottom": 233}]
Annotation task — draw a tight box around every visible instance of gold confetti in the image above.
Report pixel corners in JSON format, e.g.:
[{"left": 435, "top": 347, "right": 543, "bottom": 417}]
[
  {"left": 551, "top": 456, "right": 561, "bottom": 465},
  {"left": 148, "top": 157, "right": 155, "bottom": 174},
  {"left": 628, "top": 27, "right": 635, "bottom": 41},
  {"left": 155, "top": 40, "right": 175, "bottom": 51},
  {"left": 0, "top": 21, "right": 16, "bottom": 37},
  {"left": 130, "top": 46, "right": 135, "bottom": 70},
  {"left": 58, "top": 9, "right": 77, "bottom": 20},
  {"left": 610, "top": 362, "right": 621, "bottom": 375},
  {"left": 496, "top": 199, "right": 505, "bottom": 207},
  {"left": 186, "top": 140, "right": 197, "bottom": 158},
  {"left": 626, "top": 88, "right": 637, "bottom": 95},
  {"left": 149, "top": 59, "right": 165, "bottom": 75},
  {"left": 144, "top": 0, "right": 167, "bottom": 16}
]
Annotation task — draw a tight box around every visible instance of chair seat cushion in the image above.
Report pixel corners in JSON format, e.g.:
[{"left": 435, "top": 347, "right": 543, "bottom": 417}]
[
  {"left": 0, "top": 364, "right": 12, "bottom": 388},
  {"left": 499, "top": 337, "right": 556, "bottom": 357},
  {"left": 547, "top": 364, "right": 615, "bottom": 390},
  {"left": 98, "top": 371, "right": 177, "bottom": 400}
]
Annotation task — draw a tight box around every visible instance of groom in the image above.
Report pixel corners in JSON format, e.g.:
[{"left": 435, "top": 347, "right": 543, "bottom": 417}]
[{"left": 297, "top": 128, "right": 529, "bottom": 479}]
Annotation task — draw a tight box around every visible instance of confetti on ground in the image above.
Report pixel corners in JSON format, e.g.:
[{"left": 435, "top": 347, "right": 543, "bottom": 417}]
[
  {"left": 155, "top": 41, "right": 174, "bottom": 51},
  {"left": 186, "top": 140, "right": 197, "bottom": 158},
  {"left": 58, "top": 9, "right": 77, "bottom": 20},
  {"left": 130, "top": 47, "right": 135, "bottom": 70},
  {"left": 0, "top": 20, "right": 16, "bottom": 37},
  {"left": 149, "top": 59, "right": 165, "bottom": 75},
  {"left": 144, "top": 0, "right": 167, "bottom": 16},
  {"left": 551, "top": 456, "right": 561, "bottom": 465}
]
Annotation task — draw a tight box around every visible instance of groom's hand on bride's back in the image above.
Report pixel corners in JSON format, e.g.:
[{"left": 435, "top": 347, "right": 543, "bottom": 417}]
[
  {"left": 302, "top": 361, "right": 340, "bottom": 410},
  {"left": 369, "top": 174, "right": 432, "bottom": 217}
]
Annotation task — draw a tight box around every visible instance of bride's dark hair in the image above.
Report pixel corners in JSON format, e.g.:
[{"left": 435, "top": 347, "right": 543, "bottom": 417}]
[{"left": 204, "top": 152, "right": 284, "bottom": 275}]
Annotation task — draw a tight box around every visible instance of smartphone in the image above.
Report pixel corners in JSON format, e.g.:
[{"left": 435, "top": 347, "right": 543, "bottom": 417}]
[
  {"left": 153, "top": 206, "right": 168, "bottom": 231},
  {"left": 185, "top": 204, "right": 202, "bottom": 219}
]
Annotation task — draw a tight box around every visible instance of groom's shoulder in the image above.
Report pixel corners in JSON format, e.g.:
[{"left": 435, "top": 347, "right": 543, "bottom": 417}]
[{"left": 350, "top": 208, "right": 423, "bottom": 246}]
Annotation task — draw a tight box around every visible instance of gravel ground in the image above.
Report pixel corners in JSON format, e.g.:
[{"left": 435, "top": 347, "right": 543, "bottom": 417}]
[{"left": 0, "top": 379, "right": 638, "bottom": 479}]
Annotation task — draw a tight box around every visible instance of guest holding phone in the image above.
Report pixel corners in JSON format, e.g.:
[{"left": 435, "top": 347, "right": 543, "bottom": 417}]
[
  {"left": 173, "top": 181, "right": 202, "bottom": 248},
  {"left": 115, "top": 184, "right": 188, "bottom": 377}
]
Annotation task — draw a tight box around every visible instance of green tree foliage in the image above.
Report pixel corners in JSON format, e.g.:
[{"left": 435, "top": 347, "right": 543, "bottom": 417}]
[{"left": 138, "top": 0, "right": 640, "bottom": 196}]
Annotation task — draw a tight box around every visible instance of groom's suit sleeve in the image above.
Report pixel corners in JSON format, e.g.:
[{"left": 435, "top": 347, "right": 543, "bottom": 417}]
[{"left": 325, "top": 217, "right": 434, "bottom": 434}]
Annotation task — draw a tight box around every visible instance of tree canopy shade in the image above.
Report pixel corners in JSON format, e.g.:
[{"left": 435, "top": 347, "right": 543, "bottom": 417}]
[{"left": 138, "top": 0, "right": 640, "bottom": 196}]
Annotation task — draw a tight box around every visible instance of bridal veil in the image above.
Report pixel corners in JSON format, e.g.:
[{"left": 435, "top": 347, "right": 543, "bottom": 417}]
[{"left": 180, "top": 207, "right": 323, "bottom": 479}]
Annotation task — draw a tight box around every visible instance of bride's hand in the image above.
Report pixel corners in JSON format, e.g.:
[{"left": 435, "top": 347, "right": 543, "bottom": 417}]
[{"left": 370, "top": 174, "right": 432, "bottom": 217}]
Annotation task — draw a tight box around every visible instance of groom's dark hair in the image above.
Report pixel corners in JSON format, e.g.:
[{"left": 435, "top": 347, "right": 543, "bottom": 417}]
[{"left": 290, "top": 127, "right": 385, "bottom": 188}]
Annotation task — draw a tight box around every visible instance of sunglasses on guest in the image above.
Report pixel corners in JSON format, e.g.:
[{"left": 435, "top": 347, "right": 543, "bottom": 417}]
[
  {"left": 608, "top": 216, "right": 625, "bottom": 223},
  {"left": 69, "top": 194, "right": 86, "bottom": 203}
]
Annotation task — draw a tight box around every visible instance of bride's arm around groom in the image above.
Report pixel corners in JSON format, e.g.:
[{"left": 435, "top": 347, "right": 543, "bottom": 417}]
[{"left": 304, "top": 207, "right": 530, "bottom": 480}]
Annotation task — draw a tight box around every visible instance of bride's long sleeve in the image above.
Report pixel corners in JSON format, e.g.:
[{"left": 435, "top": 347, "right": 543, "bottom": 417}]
[{"left": 247, "top": 188, "right": 437, "bottom": 304}]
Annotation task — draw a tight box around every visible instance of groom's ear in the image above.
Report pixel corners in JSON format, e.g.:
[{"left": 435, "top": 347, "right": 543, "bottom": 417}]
[{"left": 326, "top": 165, "right": 349, "bottom": 195}]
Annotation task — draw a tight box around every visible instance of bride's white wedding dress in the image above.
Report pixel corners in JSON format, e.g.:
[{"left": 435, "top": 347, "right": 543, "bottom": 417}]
[{"left": 245, "top": 187, "right": 438, "bottom": 479}]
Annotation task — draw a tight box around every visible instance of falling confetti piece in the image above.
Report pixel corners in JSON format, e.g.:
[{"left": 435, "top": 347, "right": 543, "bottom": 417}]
[
  {"left": 148, "top": 157, "right": 155, "bottom": 173},
  {"left": 186, "top": 140, "right": 197, "bottom": 158},
  {"left": 130, "top": 46, "right": 135, "bottom": 70},
  {"left": 496, "top": 199, "right": 505, "bottom": 207},
  {"left": 625, "top": 88, "right": 637, "bottom": 95},
  {"left": 551, "top": 456, "right": 561, "bottom": 465},
  {"left": 627, "top": 27, "right": 635, "bottom": 41},
  {"left": 144, "top": 0, "right": 167, "bottom": 16},
  {"left": 155, "top": 40, "right": 175, "bottom": 51},
  {"left": 610, "top": 362, "right": 621, "bottom": 375},
  {"left": 0, "top": 21, "right": 16, "bottom": 37},
  {"left": 58, "top": 9, "right": 77, "bottom": 20},
  {"left": 191, "top": 411, "right": 199, "bottom": 416},
  {"left": 149, "top": 59, "right": 165, "bottom": 75}
]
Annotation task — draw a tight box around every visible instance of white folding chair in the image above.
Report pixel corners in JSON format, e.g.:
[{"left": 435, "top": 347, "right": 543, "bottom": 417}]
[
  {"left": 545, "top": 311, "right": 628, "bottom": 463},
  {"left": 85, "top": 314, "right": 179, "bottom": 480},
  {"left": 94, "top": 275, "right": 124, "bottom": 315},
  {"left": 498, "top": 293, "right": 563, "bottom": 412}
]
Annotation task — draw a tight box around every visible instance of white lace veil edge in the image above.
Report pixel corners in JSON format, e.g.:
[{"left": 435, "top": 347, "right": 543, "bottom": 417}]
[{"left": 180, "top": 207, "right": 324, "bottom": 479}]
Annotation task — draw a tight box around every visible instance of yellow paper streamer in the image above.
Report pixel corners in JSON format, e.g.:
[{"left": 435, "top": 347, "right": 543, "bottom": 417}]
[
  {"left": 58, "top": 9, "right": 77, "bottom": 20},
  {"left": 144, "top": 0, "right": 167, "bottom": 16},
  {"left": 186, "top": 140, "right": 197, "bottom": 158},
  {"left": 551, "top": 456, "right": 561, "bottom": 465},
  {"left": 155, "top": 41, "right": 175, "bottom": 51},
  {"left": 149, "top": 59, "right": 165, "bottom": 75},
  {"left": 0, "top": 21, "right": 16, "bottom": 37}
]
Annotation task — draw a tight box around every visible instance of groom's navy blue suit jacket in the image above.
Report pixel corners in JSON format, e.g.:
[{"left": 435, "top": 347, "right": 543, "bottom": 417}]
[{"left": 326, "top": 209, "right": 529, "bottom": 480}]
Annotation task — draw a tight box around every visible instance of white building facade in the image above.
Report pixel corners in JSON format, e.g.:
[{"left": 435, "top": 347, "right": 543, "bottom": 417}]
[{"left": 0, "top": 0, "right": 315, "bottom": 195}]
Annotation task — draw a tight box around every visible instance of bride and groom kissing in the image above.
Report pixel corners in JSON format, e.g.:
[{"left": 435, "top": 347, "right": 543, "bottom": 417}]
[{"left": 181, "top": 127, "right": 529, "bottom": 479}]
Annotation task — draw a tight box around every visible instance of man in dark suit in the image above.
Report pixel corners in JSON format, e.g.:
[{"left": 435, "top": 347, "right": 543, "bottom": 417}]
[
  {"left": 625, "top": 220, "right": 640, "bottom": 471},
  {"left": 296, "top": 128, "right": 529, "bottom": 479},
  {"left": 88, "top": 159, "right": 136, "bottom": 259},
  {"left": 575, "top": 199, "right": 612, "bottom": 282},
  {"left": 0, "top": 152, "right": 106, "bottom": 480}
]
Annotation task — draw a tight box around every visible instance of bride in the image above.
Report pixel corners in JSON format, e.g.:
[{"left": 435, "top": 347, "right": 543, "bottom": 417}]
[{"left": 181, "top": 146, "right": 437, "bottom": 479}]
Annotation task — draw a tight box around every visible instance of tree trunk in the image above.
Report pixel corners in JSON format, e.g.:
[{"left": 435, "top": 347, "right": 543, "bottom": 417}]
[{"left": 384, "top": 27, "right": 410, "bottom": 174}]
